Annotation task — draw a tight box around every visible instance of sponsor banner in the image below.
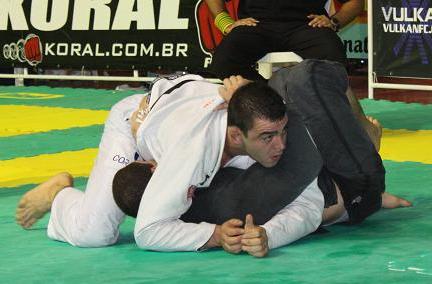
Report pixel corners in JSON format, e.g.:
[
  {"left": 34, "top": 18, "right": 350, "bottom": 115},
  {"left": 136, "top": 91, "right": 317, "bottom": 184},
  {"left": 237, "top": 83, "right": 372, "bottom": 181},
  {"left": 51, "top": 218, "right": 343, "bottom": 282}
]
[
  {"left": 0, "top": 0, "right": 369, "bottom": 71},
  {"left": 373, "top": 0, "right": 432, "bottom": 78},
  {"left": 339, "top": 24, "right": 368, "bottom": 59},
  {"left": 0, "top": 0, "right": 227, "bottom": 71}
]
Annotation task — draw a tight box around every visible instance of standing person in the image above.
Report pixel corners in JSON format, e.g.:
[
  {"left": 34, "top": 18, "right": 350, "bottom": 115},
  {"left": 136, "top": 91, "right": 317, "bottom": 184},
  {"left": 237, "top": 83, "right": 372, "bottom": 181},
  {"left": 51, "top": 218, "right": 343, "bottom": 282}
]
[{"left": 204, "top": 0, "right": 364, "bottom": 81}]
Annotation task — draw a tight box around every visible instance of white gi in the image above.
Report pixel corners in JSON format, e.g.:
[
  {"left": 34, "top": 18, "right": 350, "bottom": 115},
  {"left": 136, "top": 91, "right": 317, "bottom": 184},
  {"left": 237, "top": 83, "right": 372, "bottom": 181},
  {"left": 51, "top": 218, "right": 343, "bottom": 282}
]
[
  {"left": 47, "top": 93, "right": 144, "bottom": 247},
  {"left": 47, "top": 74, "right": 324, "bottom": 250}
]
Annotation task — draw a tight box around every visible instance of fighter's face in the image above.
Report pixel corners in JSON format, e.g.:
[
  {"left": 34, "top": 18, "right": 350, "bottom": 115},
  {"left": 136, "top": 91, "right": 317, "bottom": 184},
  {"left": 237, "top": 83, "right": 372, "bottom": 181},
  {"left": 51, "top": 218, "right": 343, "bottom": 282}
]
[{"left": 243, "top": 115, "right": 288, "bottom": 168}]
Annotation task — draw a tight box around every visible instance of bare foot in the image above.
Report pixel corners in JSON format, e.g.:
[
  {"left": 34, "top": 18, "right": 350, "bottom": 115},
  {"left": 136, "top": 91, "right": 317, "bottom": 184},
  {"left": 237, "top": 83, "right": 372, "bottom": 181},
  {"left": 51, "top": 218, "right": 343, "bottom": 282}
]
[
  {"left": 382, "top": 192, "right": 412, "bottom": 209},
  {"left": 16, "top": 172, "right": 73, "bottom": 229},
  {"left": 362, "top": 116, "right": 383, "bottom": 152}
]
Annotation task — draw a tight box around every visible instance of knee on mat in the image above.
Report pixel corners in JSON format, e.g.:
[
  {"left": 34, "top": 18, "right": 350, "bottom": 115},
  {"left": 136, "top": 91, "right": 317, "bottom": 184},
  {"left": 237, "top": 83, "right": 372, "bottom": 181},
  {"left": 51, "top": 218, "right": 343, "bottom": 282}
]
[{"left": 69, "top": 225, "right": 119, "bottom": 248}]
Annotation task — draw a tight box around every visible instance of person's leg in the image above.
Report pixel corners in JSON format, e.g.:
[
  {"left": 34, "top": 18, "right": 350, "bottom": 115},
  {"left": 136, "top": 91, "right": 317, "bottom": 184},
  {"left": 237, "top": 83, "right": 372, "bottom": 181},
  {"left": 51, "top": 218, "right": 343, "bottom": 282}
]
[
  {"left": 343, "top": 114, "right": 410, "bottom": 208},
  {"left": 210, "top": 25, "right": 272, "bottom": 81},
  {"left": 16, "top": 94, "right": 144, "bottom": 247},
  {"left": 281, "top": 25, "right": 383, "bottom": 151},
  {"left": 343, "top": 112, "right": 410, "bottom": 208},
  {"left": 269, "top": 60, "right": 386, "bottom": 224},
  {"left": 346, "top": 88, "right": 384, "bottom": 151},
  {"left": 282, "top": 24, "right": 347, "bottom": 66},
  {"left": 16, "top": 172, "right": 73, "bottom": 228}
]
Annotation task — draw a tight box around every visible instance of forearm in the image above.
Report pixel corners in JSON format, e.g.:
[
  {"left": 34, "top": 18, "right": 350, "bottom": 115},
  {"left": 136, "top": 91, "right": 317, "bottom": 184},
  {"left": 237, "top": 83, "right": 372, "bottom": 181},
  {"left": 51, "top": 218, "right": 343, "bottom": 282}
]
[
  {"left": 201, "top": 225, "right": 222, "bottom": 249},
  {"left": 261, "top": 179, "right": 324, "bottom": 249},
  {"left": 262, "top": 204, "right": 321, "bottom": 250},
  {"left": 205, "top": 0, "right": 226, "bottom": 18},
  {"left": 332, "top": 0, "right": 364, "bottom": 28},
  {"left": 135, "top": 219, "right": 216, "bottom": 251},
  {"left": 133, "top": 143, "right": 215, "bottom": 251}
]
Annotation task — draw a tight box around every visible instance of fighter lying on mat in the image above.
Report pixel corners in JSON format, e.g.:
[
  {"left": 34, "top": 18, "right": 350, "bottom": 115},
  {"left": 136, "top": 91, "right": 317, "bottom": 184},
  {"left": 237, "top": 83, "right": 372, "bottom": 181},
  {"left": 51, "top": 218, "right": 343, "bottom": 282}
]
[{"left": 16, "top": 60, "right": 410, "bottom": 258}]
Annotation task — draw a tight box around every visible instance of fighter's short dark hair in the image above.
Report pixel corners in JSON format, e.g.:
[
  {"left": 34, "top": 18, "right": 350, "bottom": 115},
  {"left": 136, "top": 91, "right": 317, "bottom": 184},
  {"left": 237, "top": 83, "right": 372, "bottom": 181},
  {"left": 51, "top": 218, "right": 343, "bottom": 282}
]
[
  {"left": 227, "top": 82, "right": 286, "bottom": 135},
  {"left": 112, "top": 162, "right": 153, "bottom": 218}
]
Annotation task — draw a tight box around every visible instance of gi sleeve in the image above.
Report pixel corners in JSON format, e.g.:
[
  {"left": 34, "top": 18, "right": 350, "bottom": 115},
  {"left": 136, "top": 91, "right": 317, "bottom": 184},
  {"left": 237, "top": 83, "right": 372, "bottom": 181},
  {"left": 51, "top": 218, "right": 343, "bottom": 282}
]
[
  {"left": 134, "top": 141, "right": 216, "bottom": 252},
  {"left": 261, "top": 178, "right": 324, "bottom": 250}
]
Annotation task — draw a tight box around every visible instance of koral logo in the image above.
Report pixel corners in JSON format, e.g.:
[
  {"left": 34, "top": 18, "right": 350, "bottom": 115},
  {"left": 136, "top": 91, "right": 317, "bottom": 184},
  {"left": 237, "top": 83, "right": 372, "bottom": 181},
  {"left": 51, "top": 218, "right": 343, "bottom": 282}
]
[
  {"left": 195, "top": 0, "right": 239, "bottom": 56},
  {"left": 3, "top": 34, "right": 43, "bottom": 66}
]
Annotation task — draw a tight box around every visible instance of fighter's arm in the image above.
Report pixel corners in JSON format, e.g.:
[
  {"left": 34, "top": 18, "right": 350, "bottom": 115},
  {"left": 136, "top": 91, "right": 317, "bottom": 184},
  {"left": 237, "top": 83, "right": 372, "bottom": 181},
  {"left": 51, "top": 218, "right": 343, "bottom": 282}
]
[
  {"left": 131, "top": 95, "right": 150, "bottom": 138},
  {"left": 134, "top": 146, "right": 216, "bottom": 251},
  {"left": 204, "top": 0, "right": 258, "bottom": 35},
  {"left": 261, "top": 178, "right": 324, "bottom": 250},
  {"left": 213, "top": 178, "right": 324, "bottom": 257},
  {"left": 217, "top": 75, "right": 251, "bottom": 106},
  {"left": 204, "top": 0, "right": 226, "bottom": 18},
  {"left": 308, "top": 0, "right": 364, "bottom": 30}
]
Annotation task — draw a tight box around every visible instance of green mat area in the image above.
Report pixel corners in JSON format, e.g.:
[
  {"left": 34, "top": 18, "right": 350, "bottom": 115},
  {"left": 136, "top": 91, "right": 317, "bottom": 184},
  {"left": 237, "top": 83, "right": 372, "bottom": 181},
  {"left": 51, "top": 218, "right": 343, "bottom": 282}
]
[
  {"left": 0, "top": 86, "right": 141, "bottom": 110},
  {"left": 361, "top": 99, "right": 432, "bottom": 130},
  {"left": 0, "top": 126, "right": 103, "bottom": 160},
  {"left": 1, "top": 87, "right": 431, "bottom": 283}
]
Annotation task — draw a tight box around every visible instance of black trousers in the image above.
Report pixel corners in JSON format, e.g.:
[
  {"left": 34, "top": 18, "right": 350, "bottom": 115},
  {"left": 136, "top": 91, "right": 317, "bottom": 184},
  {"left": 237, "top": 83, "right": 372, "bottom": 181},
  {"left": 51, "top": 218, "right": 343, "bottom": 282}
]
[
  {"left": 269, "top": 60, "right": 386, "bottom": 224},
  {"left": 210, "top": 22, "right": 347, "bottom": 80}
]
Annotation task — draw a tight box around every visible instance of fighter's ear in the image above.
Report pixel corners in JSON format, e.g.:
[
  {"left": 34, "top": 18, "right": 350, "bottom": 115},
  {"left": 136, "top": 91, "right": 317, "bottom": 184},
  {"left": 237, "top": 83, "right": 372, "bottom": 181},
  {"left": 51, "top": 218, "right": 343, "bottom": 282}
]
[
  {"left": 140, "top": 160, "right": 157, "bottom": 173},
  {"left": 227, "top": 126, "right": 245, "bottom": 145}
]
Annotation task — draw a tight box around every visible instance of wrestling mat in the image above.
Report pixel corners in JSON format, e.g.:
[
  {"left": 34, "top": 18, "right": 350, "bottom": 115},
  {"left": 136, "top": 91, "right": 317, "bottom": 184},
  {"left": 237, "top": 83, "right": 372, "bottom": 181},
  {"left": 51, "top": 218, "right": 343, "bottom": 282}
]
[{"left": 0, "top": 86, "right": 431, "bottom": 283}]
